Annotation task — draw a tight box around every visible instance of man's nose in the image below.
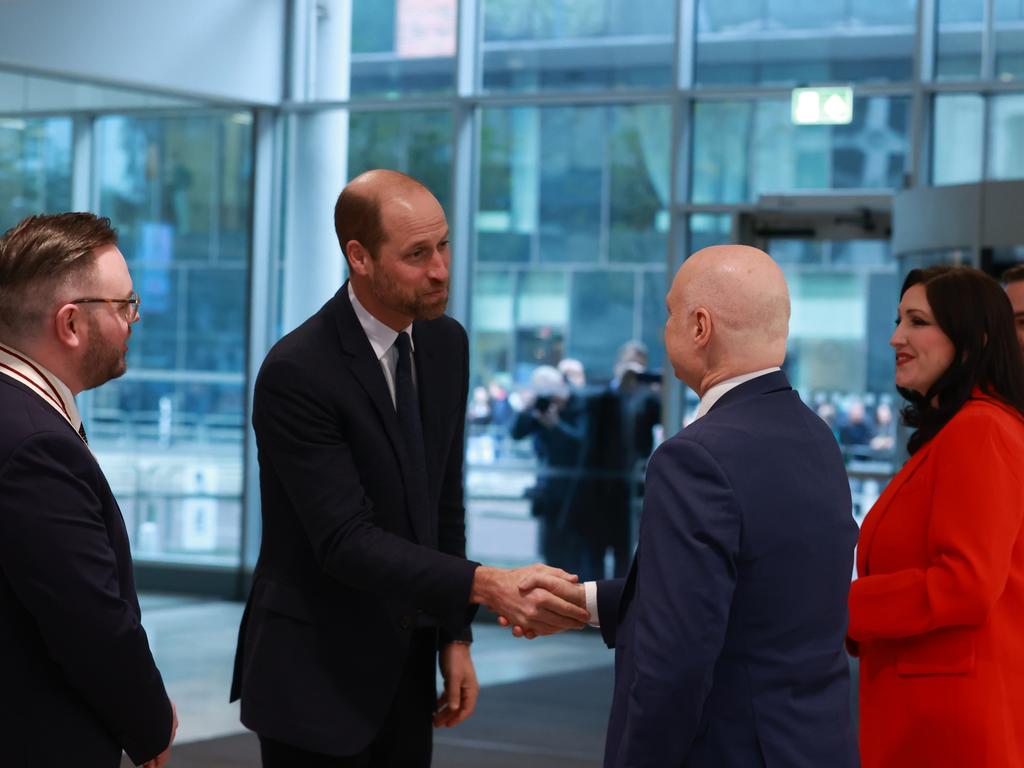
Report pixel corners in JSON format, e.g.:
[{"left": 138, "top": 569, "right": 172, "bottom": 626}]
[{"left": 427, "top": 250, "right": 449, "bottom": 280}]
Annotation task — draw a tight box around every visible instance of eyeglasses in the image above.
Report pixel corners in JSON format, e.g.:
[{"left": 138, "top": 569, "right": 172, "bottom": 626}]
[{"left": 71, "top": 291, "right": 141, "bottom": 322}]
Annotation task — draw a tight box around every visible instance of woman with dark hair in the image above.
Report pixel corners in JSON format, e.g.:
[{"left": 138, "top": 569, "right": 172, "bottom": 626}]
[{"left": 849, "top": 265, "right": 1024, "bottom": 768}]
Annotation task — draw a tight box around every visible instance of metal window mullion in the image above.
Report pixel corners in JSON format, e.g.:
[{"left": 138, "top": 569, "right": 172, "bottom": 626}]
[
  {"left": 241, "top": 106, "right": 283, "bottom": 577},
  {"left": 210, "top": 117, "right": 224, "bottom": 263},
  {"left": 599, "top": 107, "right": 612, "bottom": 266},
  {"left": 450, "top": 0, "right": 482, "bottom": 329},
  {"left": 982, "top": 0, "right": 996, "bottom": 82},
  {"left": 910, "top": 0, "right": 936, "bottom": 186},
  {"left": 662, "top": 86, "right": 691, "bottom": 441},
  {"left": 70, "top": 114, "right": 94, "bottom": 211},
  {"left": 676, "top": 0, "right": 696, "bottom": 90},
  {"left": 975, "top": 90, "right": 994, "bottom": 269},
  {"left": 632, "top": 264, "right": 643, "bottom": 353},
  {"left": 71, "top": 114, "right": 96, "bottom": 427}
]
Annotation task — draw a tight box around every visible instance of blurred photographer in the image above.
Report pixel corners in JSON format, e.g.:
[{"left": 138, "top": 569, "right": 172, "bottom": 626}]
[
  {"left": 576, "top": 341, "right": 662, "bottom": 580},
  {"left": 511, "top": 365, "right": 588, "bottom": 570}
]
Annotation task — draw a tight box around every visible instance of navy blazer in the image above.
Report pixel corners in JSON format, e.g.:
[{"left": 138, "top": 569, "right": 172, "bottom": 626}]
[
  {"left": 231, "top": 285, "right": 478, "bottom": 756},
  {"left": 0, "top": 375, "right": 172, "bottom": 767},
  {"left": 597, "top": 371, "right": 858, "bottom": 768}
]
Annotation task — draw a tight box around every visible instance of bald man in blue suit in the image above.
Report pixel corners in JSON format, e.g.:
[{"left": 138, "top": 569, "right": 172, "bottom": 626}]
[{"left": 518, "top": 245, "right": 858, "bottom": 768}]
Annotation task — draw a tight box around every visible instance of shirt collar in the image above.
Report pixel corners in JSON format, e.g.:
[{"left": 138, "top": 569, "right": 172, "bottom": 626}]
[
  {"left": 0, "top": 342, "right": 82, "bottom": 432},
  {"left": 348, "top": 283, "right": 414, "bottom": 359},
  {"left": 694, "top": 367, "right": 781, "bottom": 421}
]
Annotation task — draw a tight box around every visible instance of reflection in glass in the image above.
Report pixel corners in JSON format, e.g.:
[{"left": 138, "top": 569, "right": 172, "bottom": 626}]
[
  {"left": 348, "top": 110, "right": 453, "bottom": 211},
  {"left": 996, "top": 0, "right": 1024, "bottom": 81},
  {"left": 692, "top": 97, "right": 910, "bottom": 204},
  {"left": 936, "top": 0, "right": 983, "bottom": 81},
  {"left": 688, "top": 213, "right": 732, "bottom": 253},
  {"left": 92, "top": 112, "right": 253, "bottom": 566},
  {"left": 932, "top": 94, "right": 984, "bottom": 185},
  {"left": 350, "top": 0, "right": 456, "bottom": 97},
  {"left": 482, "top": 0, "right": 675, "bottom": 92},
  {"left": 0, "top": 117, "right": 72, "bottom": 233},
  {"left": 471, "top": 270, "right": 517, "bottom": 383},
  {"left": 695, "top": 0, "right": 916, "bottom": 86},
  {"left": 989, "top": 94, "right": 1024, "bottom": 180},
  {"left": 478, "top": 104, "right": 669, "bottom": 264}
]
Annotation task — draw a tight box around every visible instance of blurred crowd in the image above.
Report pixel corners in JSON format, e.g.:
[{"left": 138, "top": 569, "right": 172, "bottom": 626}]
[
  {"left": 467, "top": 341, "right": 661, "bottom": 582},
  {"left": 466, "top": 352, "right": 905, "bottom": 575},
  {"left": 810, "top": 392, "right": 899, "bottom": 458}
]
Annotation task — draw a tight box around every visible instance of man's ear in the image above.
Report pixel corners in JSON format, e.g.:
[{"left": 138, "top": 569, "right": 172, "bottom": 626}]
[
  {"left": 693, "top": 307, "right": 712, "bottom": 348},
  {"left": 346, "top": 240, "right": 371, "bottom": 277},
  {"left": 53, "top": 304, "right": 84, "bottom": 350}
]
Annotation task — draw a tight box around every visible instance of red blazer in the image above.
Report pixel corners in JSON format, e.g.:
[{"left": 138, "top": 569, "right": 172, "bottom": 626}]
[{"left": 849, "top": 394, "right": 1024, "bottom": 768}]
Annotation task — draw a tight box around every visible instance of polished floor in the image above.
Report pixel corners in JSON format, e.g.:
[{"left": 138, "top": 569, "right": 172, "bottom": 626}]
[{"left": 137, "top": 594, "right": 614, "bottom": 753}]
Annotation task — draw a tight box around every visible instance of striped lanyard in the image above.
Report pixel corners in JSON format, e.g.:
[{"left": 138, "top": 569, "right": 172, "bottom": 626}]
[{"left": 0, "top": 343, "right": 86, "bottom": 445}]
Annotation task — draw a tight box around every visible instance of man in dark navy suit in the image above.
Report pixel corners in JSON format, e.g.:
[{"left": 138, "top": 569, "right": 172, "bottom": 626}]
[
  {"left": 231, "top": 170, "right": 589, "bottom": 768},
  {"left": 0, "top": 213, "right": 176, "bottom": 767},
  {"left": 519, "top": 245, "right": 859, "bottom": 768}
]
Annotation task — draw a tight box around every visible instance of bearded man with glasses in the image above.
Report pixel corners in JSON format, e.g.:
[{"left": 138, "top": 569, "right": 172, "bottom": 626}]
[{"left": 0, "top": 213, "right": 176, "bottom": 768}]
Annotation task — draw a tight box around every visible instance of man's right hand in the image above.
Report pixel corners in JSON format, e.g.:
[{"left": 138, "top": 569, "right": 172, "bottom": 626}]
[
  {"left": 500, "top": 570, "right": 589, "bottom": 639},
  {"left": 471, "top": 564, "right": 589, "bottom": 635}
]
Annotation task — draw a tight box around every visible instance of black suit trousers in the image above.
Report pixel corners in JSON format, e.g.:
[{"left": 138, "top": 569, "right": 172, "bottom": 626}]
[{"left": 259, "top": 629, "right": 437, "bottom": 768}]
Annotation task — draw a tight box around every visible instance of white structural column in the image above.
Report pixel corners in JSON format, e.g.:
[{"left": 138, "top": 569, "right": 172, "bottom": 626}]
[{"left": 280, "top": 0, "right": 352, "bottom": 334}]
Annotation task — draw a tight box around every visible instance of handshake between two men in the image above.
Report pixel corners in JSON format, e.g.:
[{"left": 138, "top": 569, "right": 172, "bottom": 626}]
[{"left": 471, "top": 563, "right": 589, "bottom": 637}]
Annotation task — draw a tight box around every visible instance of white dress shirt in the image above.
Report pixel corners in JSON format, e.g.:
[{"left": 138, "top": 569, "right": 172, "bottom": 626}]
[
  {"left": 0, "top": 341, "right": 84, "bottom": 437},
  {"left": 348, "top": 283, "right": 415, "bottom": 408},
  {"left": 583, "top": 366, "right": 781, "bottom": 625}
]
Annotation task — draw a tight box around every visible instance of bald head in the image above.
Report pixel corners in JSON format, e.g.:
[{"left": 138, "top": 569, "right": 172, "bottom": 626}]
[
  {"left": 665, "top": 245, "right": 790, "bottom": 393},
  {"left": 334, "top": 169, "right": 433, "bottom": 261}
]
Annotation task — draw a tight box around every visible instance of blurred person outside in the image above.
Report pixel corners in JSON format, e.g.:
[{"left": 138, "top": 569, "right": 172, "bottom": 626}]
[
  {"left": 848, "top": 266, "right": 1024, "bottom": 767},
  {"left": 575, "top": 341, "right": 661, "bottom": 581},
  {"left": 1003, "top": 264, "right": 1024, "bottom": 354},
  {"left": 511, "top": 364, "right": 588, "bottom": 571},
  {"left": 0, "top": 213, "right": 177, "bottom": 768},
  {"left": 870, "top": 398, "right": 896, "bottom": 452},
  {"left": 838, "top": 396, "right": 873, "bottom": 448},
  {"left": 558, "top": 357, "right": 586, "bottom": 388}
]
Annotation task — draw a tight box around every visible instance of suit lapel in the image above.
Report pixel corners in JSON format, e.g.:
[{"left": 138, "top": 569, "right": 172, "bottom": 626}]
[
  {"left": 333, "top": 288, "right": 432, "bottom": 545},
  {"left": 856, "top": 443, "right": 932, "bottom": 576}
]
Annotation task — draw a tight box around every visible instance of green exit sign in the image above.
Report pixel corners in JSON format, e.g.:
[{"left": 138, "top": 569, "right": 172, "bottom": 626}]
[{"left": 791, "top": 86, "right": 854, "bottom": 125}]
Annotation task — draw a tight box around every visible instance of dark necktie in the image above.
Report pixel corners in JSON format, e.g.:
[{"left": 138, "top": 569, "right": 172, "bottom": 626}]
[
  {"left": 78, "top": 422, "right": 89, "bottom": 445},
  {"left": 394, "top": 332, "right": 429, "bottom": 521}
]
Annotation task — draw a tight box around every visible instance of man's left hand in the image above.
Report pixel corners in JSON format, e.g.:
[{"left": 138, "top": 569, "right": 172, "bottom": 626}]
[{"left": 434, "top": 643, "right": 479, "bottom": 728}]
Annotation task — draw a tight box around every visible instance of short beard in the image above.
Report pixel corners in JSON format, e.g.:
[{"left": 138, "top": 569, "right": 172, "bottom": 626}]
[
  {"left": 80, "top": 312, "right": 127, "bottom": 391},
  {"left": 372, "top": 268, "right": 449, "bottom": 321}
]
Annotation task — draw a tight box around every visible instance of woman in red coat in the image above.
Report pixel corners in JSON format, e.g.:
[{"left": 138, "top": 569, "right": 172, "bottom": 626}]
[{"left": 849, "top": 265, "right": 1024, "bottom": 768}]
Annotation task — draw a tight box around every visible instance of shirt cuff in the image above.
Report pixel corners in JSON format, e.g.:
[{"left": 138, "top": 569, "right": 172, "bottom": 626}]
[{"left": 584, "top": 580, "right": 601, "bottom": 628}]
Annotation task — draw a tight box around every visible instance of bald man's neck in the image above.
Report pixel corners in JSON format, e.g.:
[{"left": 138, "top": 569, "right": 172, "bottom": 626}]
[{"left": 696, "top": 346, "right": 785, "bottom": 397}]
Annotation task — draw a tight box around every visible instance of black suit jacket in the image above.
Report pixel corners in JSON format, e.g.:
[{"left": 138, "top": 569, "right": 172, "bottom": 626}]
[
  {"left": 0, "top": 375, "right": 172, "bottom": 767},
  {"left": 596, "top": 372, "right": 858, "bottom": 768},
  {"left": 231, "top": 285, "right": 478, "bottom": 756}
]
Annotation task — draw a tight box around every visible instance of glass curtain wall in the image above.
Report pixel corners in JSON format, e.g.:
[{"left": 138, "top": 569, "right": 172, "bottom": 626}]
[
  {"left": 0, "top": 117, "right": 72, "bottom": 232},
  {"left": 276, "top": 0, "right": 1024, "bottom": 571},
  {"left": 10, "top": 0, "right": 1024, "bottom": 584},
  {"left": 87, "top": 111, "right": 254, "bottom": 568}
]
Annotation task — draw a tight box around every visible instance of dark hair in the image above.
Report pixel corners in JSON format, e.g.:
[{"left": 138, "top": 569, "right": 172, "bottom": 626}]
[
  {"left": 333, "top": 169, "right": 424, "bottom": 264},
  {"left": 899, "top": 265, "right": 1024, "bottom": 454},
  {"left": 1002, "top": 263, "right": 1024, "bottom": 286},
  {"left": 0, "top": 212, "right": 118, "bottom": 339}
]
